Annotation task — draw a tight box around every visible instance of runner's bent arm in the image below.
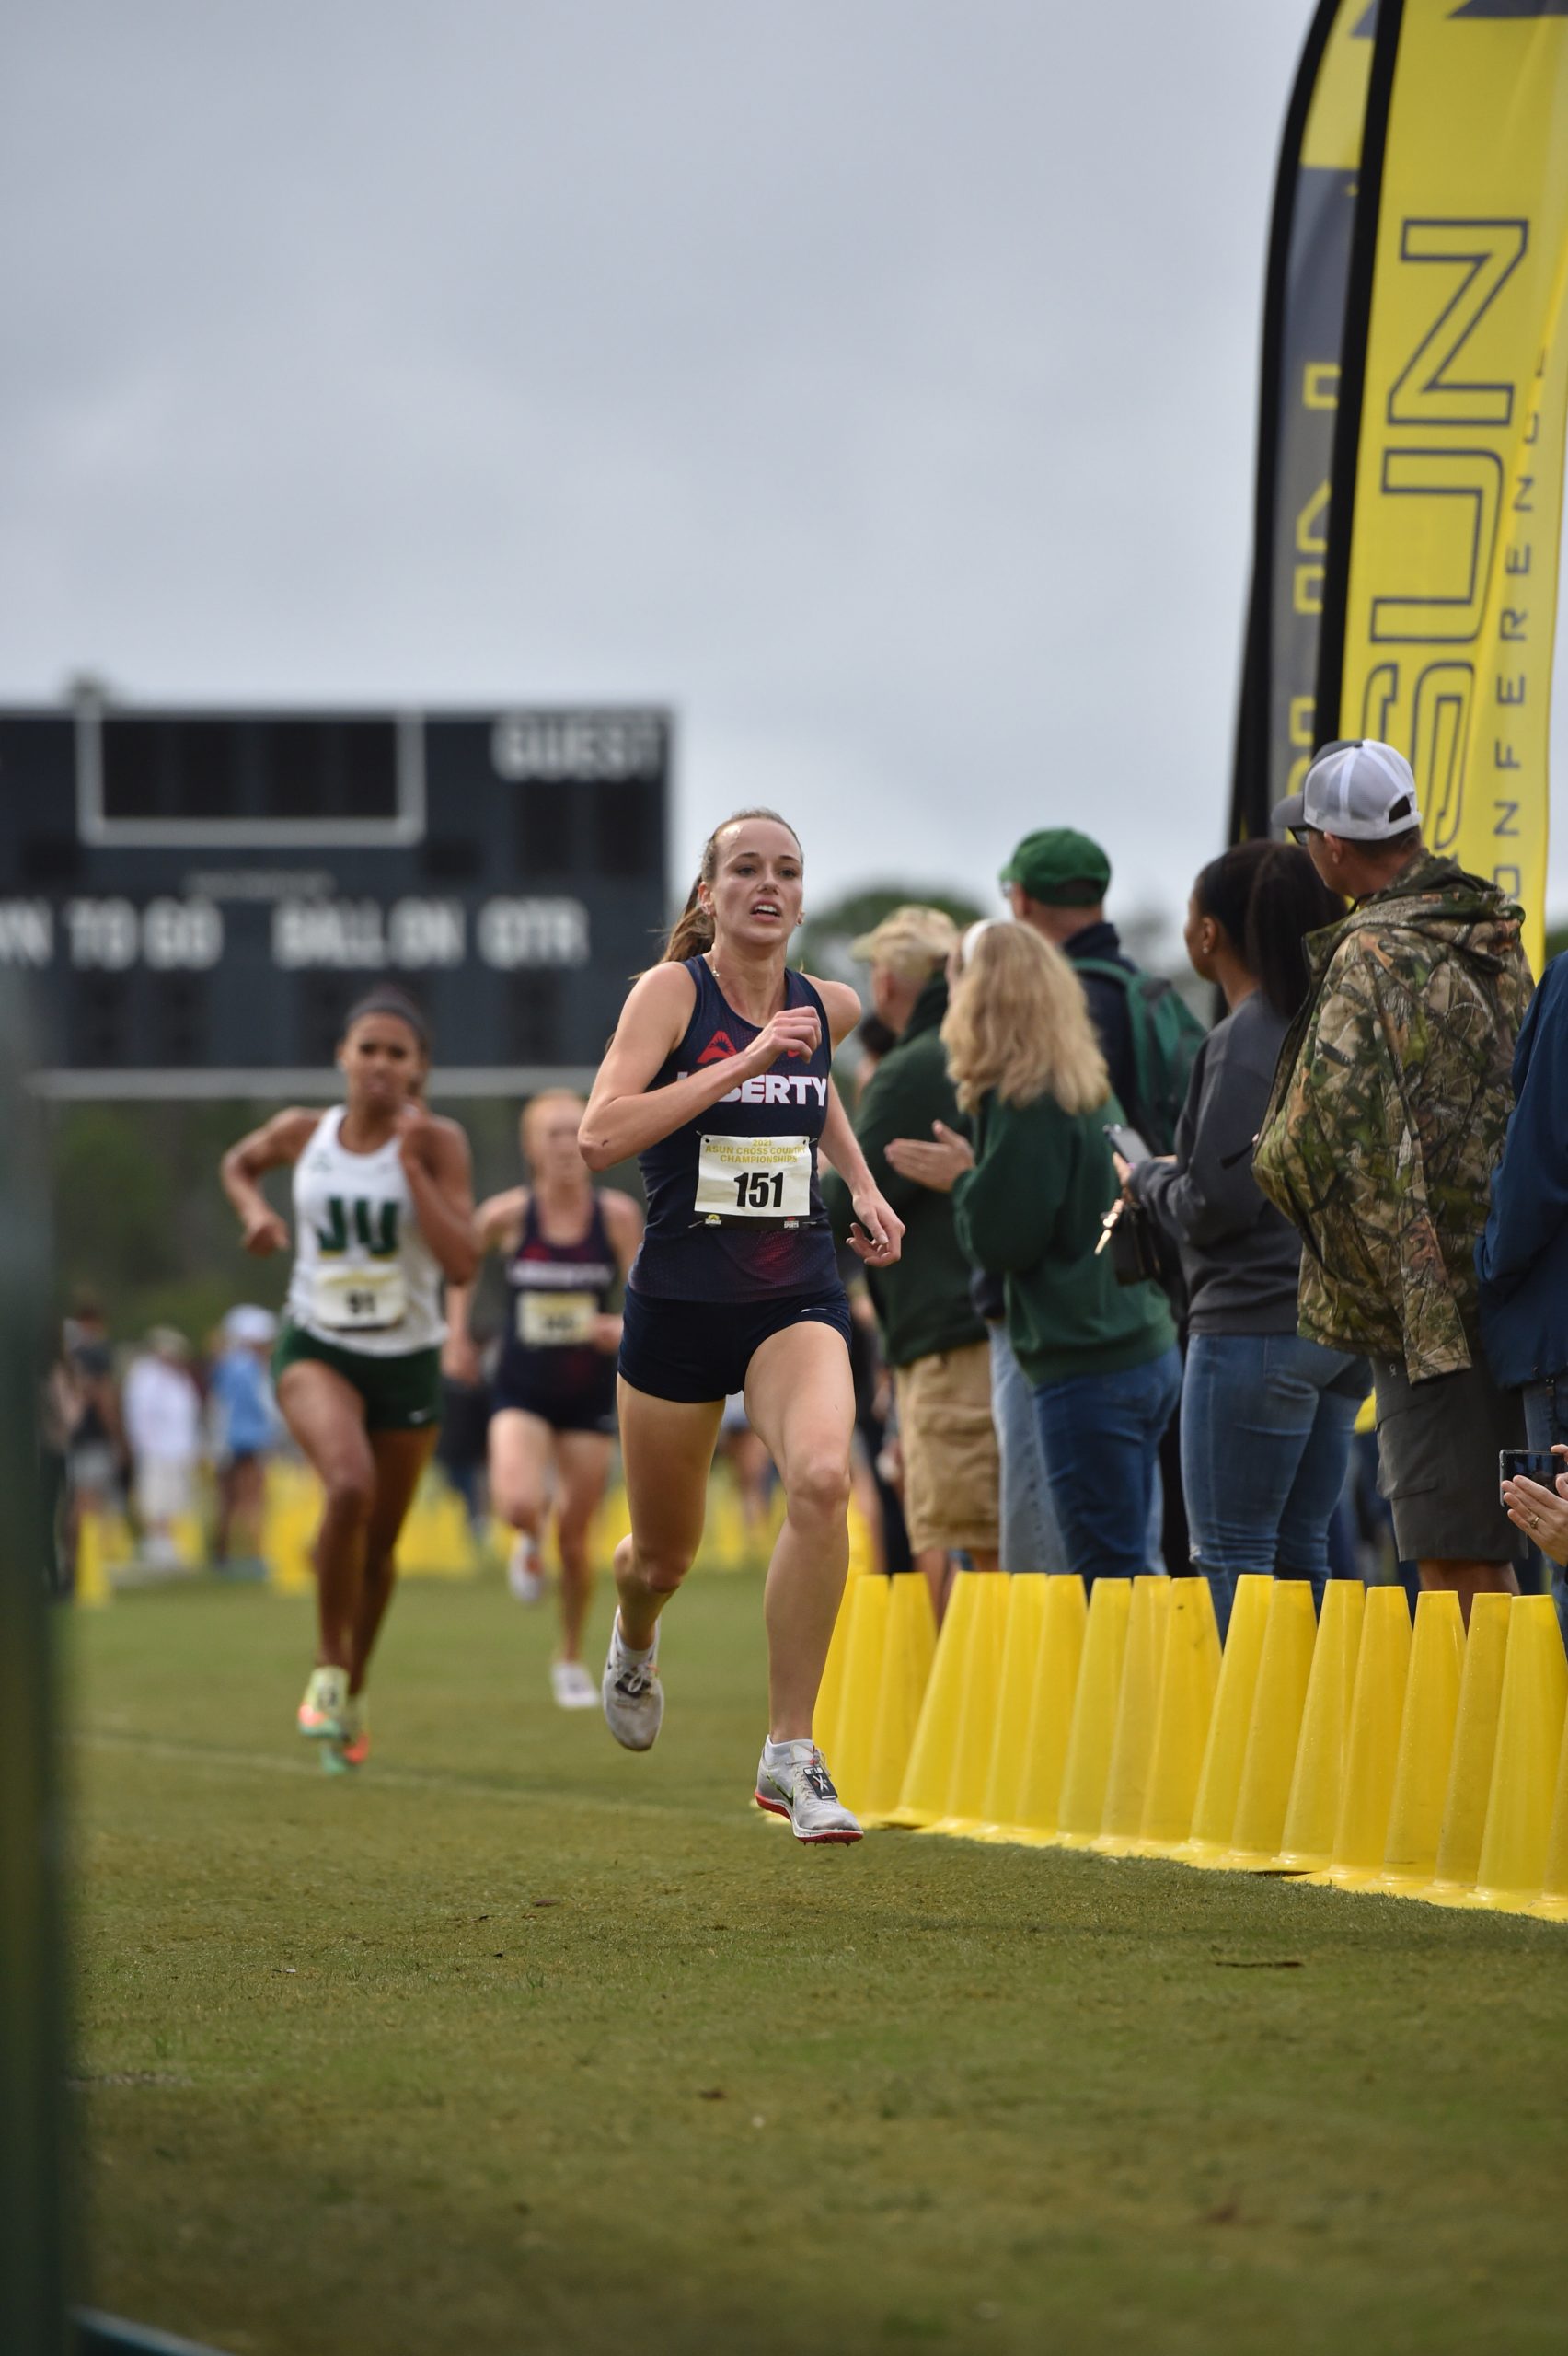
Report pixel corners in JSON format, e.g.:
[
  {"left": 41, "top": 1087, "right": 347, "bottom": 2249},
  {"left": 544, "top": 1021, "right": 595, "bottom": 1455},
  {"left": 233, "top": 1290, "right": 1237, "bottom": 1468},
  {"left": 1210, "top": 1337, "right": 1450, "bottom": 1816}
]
[
  {"left": 594, "top": 1189, "right": 646, "bottom": 1351},
  {"left": 821, "top": 1081, "right": 904, "bottom": 1266},
  {"left": 443, "top": 1183, "right": 522, "bottom": 1378},
  {"left": 578, "top": 965, "right": 822, "bottom": 1170},
  {"left": 603, "top": 1189, "right": 645, "bottom": 1283},
  {"left": 220, "top": 1108, "right": 317, "bottom": 1254},
  {"left": 397, "top": 1109, "right": 478, "bottom": 1282}
]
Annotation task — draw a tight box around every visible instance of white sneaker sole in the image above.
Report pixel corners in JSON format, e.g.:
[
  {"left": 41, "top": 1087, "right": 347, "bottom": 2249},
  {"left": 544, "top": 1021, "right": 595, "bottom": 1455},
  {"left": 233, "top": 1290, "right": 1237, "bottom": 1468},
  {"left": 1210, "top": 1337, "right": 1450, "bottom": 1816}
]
[
  {"left": 602, "top": 1671, "right": 663, "bottom": 1750},
  {"left": 552, "top": 1675, "right": 600, "bottom": 1711},
  {"left": 754, "top": 1789, "right": 863, "bottom": 1844}
]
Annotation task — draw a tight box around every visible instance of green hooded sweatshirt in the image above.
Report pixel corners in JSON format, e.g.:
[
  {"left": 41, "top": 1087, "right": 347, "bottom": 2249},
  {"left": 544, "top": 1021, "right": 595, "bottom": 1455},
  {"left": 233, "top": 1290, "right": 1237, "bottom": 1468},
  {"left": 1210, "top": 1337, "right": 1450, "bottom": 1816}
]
[{"left": 951, "top": 1086, "right": 1175, "bottom": 1388}]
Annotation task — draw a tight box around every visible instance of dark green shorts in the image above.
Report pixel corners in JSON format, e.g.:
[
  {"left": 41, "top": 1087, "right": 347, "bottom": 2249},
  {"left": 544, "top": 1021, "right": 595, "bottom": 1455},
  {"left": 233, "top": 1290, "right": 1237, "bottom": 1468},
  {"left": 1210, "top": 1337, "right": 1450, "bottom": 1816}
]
[{"left": 271, "top": 1322, "right": 443, "bottom": 1433}]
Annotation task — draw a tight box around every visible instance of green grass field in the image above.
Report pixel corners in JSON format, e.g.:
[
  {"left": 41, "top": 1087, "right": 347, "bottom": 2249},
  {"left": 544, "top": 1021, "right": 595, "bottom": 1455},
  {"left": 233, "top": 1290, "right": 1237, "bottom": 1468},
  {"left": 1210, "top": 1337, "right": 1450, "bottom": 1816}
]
[{"left": 70, "top": 1570, "right": 1566, "bottom": 2356}]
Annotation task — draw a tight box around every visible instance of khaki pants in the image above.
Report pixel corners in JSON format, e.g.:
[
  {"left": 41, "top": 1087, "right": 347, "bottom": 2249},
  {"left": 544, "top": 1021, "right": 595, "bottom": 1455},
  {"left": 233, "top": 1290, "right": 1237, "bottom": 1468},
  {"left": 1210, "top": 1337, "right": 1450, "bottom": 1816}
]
[{"left": 894, "top": 1340, "right": 1000, "bottom": 1554}]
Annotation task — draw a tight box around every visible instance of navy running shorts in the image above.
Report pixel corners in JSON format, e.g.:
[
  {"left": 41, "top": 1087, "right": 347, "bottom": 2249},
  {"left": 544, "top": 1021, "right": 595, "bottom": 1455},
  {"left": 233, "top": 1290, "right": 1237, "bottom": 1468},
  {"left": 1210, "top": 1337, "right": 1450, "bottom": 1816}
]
[
  {"left": 618, "top": 1282, "right": 852, "bottom": 1405},
  {"left": 490, "top": 1371, "right": 617, "bottom": 1438}
]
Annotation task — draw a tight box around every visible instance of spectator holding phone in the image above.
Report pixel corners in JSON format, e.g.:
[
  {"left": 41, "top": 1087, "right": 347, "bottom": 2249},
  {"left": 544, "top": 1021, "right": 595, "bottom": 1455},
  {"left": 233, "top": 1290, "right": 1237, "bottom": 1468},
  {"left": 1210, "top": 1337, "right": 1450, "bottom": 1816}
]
[
  {"left": 1501, "top": 1447, "right": 1568, "bottom": 1602},
  {"left": 1119, "top": 841, "right": 1359, "bottom": 1633},
  {"left": 1478, "top": 953, "right": 1568, "bottom": 1643}
]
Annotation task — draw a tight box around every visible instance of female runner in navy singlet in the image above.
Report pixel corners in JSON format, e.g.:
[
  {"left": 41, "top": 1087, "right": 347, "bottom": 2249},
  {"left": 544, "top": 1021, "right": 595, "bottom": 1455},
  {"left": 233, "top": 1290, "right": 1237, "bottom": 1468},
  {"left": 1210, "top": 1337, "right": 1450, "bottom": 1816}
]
[
  {"left": 445, "top": 1091, "right": 642, "bottom": 1710},
  {"left": 578, "top": 808, "right": 904, "bottom": 1842}
]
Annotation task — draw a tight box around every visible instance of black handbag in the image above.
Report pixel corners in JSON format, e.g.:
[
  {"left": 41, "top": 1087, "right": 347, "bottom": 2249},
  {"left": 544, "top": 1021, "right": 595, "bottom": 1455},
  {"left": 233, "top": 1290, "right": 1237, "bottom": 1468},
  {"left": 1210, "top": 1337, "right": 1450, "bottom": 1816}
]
[{"left": 1096, "top": 1195, "right": 1185, "bottom": 1304}]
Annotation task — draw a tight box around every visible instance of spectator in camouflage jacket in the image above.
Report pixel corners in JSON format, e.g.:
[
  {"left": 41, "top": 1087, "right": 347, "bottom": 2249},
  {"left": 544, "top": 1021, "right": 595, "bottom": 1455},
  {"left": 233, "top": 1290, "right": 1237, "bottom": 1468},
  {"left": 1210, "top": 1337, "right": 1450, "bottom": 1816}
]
[{"left": 1253, "top": 739, "right": 1533, "bottom": 1615}]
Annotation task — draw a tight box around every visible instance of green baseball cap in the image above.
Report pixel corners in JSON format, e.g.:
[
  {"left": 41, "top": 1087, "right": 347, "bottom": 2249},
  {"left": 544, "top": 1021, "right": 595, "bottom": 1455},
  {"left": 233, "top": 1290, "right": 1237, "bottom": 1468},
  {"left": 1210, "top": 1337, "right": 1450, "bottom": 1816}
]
[{"left": 998, "top": 827, "right": 1111, "bottom": 907}]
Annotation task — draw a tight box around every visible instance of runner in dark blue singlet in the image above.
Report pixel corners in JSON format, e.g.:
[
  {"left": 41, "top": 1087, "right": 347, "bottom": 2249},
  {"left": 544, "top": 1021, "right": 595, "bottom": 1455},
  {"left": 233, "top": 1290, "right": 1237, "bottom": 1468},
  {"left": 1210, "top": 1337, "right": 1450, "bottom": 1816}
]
[
  {"left": 445, "top": 1091, "right": 642, "bottom": 1710},
  {"left": 579, "top": 808, "right": 905, "bottom": 1842},
  {"left": 496, "top": 1188, "right": 619, "bottom": 1435}
]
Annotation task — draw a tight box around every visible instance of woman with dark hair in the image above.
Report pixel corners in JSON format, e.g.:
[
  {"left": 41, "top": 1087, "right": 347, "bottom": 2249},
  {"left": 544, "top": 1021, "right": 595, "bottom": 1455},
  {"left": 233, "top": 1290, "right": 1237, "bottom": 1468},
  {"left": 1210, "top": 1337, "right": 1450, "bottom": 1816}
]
[
  {"left": 219, "top": 988, "right": 477, "bottom": 1767},
  {"left": 577, "top": 808, "right": 903, "bottom": 1842},
  {"left": 1118, "top": 841, "right": 1363, "bottom": 1632}
]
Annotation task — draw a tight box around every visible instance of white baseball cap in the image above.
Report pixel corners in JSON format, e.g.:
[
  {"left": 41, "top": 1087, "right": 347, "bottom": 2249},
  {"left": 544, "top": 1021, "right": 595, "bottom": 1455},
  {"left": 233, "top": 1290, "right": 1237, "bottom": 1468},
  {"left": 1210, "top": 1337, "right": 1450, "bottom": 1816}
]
[
  {"left": 224, "top": 1304, "right": 278, "bottom": 1345},
  {"left": 1272, "top": 739, "right": 1423, "bottom": 843}
]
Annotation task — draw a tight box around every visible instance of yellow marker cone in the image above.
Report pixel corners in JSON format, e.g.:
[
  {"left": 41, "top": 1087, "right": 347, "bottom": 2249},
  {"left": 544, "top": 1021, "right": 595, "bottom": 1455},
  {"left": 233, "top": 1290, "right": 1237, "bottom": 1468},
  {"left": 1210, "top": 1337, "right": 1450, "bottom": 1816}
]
[
  {"left": 73, "top": 1512, "right": 112, "bottom": 1608},
  {"left": 1527, "top": 1699, "right": 1568, "bottom": 1923},
  {"left": 1176, "top": 1573, "right": 1274, "bottom": 1868},
  {"left": 1312, "top": 1584, "right": 1412, "bottom": 1888},
  {"left": 1055, "top": 1577, "right": 1134, "bottom": 1848},
  {"left": 887, "top": 1569, "right": 988, "bottom": 1828},
  {"left": 859, "top": 1573, "right": 939, "bottom": 1825},
  {"left": 265, "top": 1464, "right": 317, "bottom": 1599},
  {"left": 1216, "top": 1579, "right": 1318, "bottom": 1871},
  {"left": 995, "top": 1575, "right": 1089, "bottom": 1846},
  {"left": 812, "top": 1574, "right": 858, "bottom": 1760},
  {"left": 969, "top": 1573, "right": 1051, "bottom": 1839},
  {"left": 845, "top": 1496, "right": 877, "bottom": 1581},
  {"left": 1470, "top": 1595, "right": 1568, "bottom": 1912},
  {"left": 920, "top": 1573, "right": 1010, "bottom": 1834},
  {"left": 1376, "top": 1590, "right": 1466, "bottom": 1896},
  {"left": 1093, "top": 1576, "right": 1173, "bottom": 1854},
  {"left": 827, "top": 1572, "right": 892, "bottom": 1816},
  {"left": 1275, "top": 1580, "right": 1365, "bottom": 1873},
  {"left": 1421, "top": 1592, "right": 1514, "bottom": 1909},
  {"left": 1132, "top": 1577, "right": 1223, "bottom": 1857}
]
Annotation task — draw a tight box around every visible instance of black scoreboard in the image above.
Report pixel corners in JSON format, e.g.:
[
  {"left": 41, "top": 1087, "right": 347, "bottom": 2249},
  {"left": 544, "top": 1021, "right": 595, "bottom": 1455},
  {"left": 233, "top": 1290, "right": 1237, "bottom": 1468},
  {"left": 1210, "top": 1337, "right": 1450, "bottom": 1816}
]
[{"left": 0, "top": 704, "right": 670, "bottom": 1096}]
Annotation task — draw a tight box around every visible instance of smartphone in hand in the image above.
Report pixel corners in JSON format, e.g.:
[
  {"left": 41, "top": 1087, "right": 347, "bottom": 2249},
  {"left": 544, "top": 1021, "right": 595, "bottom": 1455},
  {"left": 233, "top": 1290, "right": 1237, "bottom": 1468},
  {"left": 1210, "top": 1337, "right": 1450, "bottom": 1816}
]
[
  {"left": 1499, "top": 1448, "right": 1557, "bottom": 1495},
  {"left": 1104, "top": 1121, "right": 1152, "bottom": 1168}
]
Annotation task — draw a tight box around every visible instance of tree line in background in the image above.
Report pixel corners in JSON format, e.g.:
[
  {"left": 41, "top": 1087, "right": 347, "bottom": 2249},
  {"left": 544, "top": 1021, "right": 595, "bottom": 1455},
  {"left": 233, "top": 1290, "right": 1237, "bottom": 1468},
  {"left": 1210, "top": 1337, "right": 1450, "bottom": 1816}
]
[{"left": 50, "top": 889, "right": 1568, "bottom": 1345}]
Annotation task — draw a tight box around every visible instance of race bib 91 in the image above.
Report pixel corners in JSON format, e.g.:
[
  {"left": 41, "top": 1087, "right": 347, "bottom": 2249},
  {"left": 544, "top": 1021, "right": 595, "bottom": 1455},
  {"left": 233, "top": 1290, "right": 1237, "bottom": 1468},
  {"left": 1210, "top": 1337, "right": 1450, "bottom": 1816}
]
[
  {"left": 694, "top": 1134, "right": 813, "bottom": 1221},
  {"left": 518, "top": 1290, "right": 598, "bottom": 1347},
  {"left": 313, "top": 1264, "right": 409, "bottom": 1332}
]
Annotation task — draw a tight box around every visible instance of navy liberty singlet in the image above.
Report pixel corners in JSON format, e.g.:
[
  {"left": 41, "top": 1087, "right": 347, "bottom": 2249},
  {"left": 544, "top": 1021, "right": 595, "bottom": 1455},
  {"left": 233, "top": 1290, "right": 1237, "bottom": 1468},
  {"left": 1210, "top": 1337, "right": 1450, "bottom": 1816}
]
[
  {"left": 491, "top": 1192, "right": 618, "bottom": 1433},
  {"left": 630, "top": 958, "right": 839, "bottom": 1304}
]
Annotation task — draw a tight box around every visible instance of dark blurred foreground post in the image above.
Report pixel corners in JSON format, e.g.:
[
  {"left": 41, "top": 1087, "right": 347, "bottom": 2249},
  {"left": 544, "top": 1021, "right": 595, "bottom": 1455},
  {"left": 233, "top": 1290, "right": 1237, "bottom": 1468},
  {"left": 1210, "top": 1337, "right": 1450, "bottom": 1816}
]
[
  {"left": 0, "top": 985, "right": 68, "bottom": 2355},
  {"left": 0, "top": 998, "right": 236, "bottom": 2356}
]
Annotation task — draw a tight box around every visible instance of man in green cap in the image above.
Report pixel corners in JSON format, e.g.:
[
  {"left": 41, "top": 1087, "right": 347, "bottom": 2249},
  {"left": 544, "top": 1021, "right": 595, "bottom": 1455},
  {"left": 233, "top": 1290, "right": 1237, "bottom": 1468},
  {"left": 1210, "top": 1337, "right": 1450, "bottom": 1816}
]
[
  {"left": 998, "top": 826, "right": 1145, "bottom": 1117},
  {"left": 997, "top": 825, "right": 1204, "bottom": 1576}
]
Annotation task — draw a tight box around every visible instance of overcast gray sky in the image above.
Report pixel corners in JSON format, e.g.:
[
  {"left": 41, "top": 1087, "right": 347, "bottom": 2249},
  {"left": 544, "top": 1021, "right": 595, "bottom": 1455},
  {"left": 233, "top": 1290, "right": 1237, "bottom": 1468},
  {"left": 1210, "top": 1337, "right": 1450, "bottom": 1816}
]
[{"left": 6, "top": 2, "right": 1567, "bottom": 935}]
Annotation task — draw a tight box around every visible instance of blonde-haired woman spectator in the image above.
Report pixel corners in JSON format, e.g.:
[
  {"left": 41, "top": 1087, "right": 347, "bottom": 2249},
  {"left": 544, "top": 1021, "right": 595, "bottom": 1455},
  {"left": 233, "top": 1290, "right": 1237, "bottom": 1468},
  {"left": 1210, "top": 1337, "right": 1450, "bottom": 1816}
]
[{"left": 896, "top": 923, "right": 1178, "bottom": 1585}]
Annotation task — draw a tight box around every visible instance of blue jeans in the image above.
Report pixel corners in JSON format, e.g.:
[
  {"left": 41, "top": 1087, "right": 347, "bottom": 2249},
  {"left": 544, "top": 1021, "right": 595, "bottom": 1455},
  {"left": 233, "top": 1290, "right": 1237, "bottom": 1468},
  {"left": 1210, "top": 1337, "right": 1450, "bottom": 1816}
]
[
  {"left": 988, "top": 1323, "right": 1066, "bottom": 1573},
  {"left": 1032, "top": 1345, "right": 1182, "bottom": 1586},
  {"left": 1182, "top": 1331, "right": 1366, "bottom": 1637},
  {"left": 1517, "top": 1380, "right": 1568, "bottom": 1648}
]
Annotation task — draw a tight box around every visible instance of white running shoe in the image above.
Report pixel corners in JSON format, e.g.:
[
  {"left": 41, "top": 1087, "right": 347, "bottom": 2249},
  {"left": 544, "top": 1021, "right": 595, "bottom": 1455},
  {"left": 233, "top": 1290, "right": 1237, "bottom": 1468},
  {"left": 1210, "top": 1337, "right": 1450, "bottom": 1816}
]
[
  {"left": 550, "top": 1658, "right": 599, "bottom": 1711},
  {"left": 507, "top": 1536, "right": 548, "bottom": 1604},
  {"left": 601, "top": 1616, "right": 663, "bottom": 1750},
  {"left": 296, "top": 1665, "right": 348, "bottom": 1743},
  {"left": 755, "top": 1741, "right": 863, "bottom": 1844}
]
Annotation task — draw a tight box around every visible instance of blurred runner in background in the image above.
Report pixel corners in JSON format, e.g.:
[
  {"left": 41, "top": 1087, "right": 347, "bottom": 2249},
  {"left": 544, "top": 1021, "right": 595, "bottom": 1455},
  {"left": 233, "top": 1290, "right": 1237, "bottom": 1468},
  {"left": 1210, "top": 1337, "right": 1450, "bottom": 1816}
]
[{"left": 446, "top": 1091, "right": 641, "bottom": 1711}]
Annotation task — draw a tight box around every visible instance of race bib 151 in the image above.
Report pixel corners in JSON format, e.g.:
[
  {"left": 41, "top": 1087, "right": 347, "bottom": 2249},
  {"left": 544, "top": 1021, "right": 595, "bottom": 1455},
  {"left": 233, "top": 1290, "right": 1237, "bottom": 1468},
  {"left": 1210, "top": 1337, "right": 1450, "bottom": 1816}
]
[{"left": 694, "top": 1135, "right": 812, "bottom": 1221}]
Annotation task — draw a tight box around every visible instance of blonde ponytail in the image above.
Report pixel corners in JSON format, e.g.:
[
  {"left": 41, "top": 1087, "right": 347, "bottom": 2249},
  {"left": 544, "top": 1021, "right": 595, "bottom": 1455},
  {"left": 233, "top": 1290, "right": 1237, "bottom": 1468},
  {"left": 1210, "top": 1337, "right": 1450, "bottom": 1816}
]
[{"left": 662, "top": 879, "right": 718, "bottom": 964}]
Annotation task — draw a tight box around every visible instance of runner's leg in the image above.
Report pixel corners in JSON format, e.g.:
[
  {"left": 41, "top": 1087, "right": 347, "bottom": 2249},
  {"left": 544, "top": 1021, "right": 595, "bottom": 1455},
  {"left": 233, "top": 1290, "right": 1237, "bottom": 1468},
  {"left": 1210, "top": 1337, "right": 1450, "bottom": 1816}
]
[
  {"left": 489, "top": 1408, "right": 552, "bottom": 1548},
  {"left": 743, "top": 1322, "right": 856, "bottom": 1743},
  {"left": 613, "top": 1379, "right": 722, "bottom": 1649},
  {"left": 350, "top": 1426, "right": 440, "bottom": 1695},
  {"left": 277, "top": 1359, "right": 375, "bottom": 1672},
  {"left": 553, "top": 1429, "right": 614, "bottom": 1663}
]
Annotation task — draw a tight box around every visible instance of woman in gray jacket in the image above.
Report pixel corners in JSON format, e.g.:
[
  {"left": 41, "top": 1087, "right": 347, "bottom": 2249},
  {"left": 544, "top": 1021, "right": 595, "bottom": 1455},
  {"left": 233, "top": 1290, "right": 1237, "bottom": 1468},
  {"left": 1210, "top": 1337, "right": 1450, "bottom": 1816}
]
[{"left": 1119, "top": 842, "right": 1359, "bottom": 1634}]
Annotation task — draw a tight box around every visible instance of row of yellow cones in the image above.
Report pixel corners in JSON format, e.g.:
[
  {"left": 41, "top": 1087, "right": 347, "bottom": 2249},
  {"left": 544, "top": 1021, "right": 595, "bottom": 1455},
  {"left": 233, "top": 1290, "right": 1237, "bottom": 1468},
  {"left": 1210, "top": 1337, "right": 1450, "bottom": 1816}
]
[{"left": 814, "top": 1569, "right": 1568, "bottom": 1922}]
